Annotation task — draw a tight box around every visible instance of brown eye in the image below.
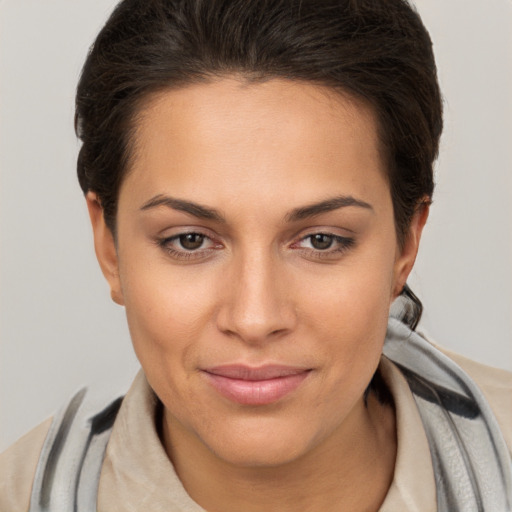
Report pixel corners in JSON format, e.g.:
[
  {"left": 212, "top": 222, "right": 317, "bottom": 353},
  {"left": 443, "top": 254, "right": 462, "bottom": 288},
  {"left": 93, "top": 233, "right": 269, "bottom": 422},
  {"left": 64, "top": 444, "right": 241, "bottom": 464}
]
[
  {"left": 309, "top": 234, "right": 334, "bottom": 250},
  {"left": 157, "top": 231, "right": 221, "bottom": 261},
  {"left": 293, "top": 232, "right": 355, "bottom": 260},
  {"left": 179, "top": 233, "right": 205, "bottom": 250}
]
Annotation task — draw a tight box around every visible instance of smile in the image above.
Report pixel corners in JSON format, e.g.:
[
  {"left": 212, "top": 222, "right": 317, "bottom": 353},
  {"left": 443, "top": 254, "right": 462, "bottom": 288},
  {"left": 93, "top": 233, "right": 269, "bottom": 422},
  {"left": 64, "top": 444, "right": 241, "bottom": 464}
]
[{"left": 202, "top": 365, "right": 312, "bottom": 406}]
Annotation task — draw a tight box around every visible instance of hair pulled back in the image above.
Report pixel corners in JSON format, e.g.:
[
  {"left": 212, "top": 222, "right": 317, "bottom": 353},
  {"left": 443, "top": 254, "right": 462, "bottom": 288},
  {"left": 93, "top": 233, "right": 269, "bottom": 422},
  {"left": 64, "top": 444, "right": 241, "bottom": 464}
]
[{"left": 76, "top": 0, "right": 443, "bottom": 329}]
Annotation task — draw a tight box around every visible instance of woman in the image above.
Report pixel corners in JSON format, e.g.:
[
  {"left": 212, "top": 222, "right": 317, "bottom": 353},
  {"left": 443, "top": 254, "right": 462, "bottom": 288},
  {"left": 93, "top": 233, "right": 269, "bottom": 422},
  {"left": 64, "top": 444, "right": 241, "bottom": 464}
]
[{"left": 1, "top": 0, "right": 511, "bottom": 511}]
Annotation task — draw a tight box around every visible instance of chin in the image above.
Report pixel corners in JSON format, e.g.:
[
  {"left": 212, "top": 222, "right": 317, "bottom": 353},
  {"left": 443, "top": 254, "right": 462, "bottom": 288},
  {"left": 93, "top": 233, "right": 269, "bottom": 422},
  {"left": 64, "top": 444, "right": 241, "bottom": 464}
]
[{"left": 200, "top": 416, "right": 322, "bottom": 468}]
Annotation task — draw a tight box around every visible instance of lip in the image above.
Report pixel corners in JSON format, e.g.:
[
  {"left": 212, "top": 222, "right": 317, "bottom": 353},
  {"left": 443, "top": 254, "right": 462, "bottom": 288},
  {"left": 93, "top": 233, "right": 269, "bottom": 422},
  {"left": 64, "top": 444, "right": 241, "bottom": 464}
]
[{"left": 202, "top": 365, "right": 311, "bottom": 405}]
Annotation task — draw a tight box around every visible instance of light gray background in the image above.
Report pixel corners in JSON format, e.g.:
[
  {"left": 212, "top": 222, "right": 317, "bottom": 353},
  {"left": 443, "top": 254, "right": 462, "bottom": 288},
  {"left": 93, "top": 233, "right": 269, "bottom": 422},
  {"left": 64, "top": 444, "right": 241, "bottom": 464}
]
[{"left": 1, "top": 0, "right": 511, "bottom": 451}]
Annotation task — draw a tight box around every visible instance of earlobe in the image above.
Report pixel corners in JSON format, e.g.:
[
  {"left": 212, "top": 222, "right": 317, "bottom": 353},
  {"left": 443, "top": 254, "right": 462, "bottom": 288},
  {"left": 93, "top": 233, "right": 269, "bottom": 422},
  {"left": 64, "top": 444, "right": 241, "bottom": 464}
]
[
  {"left": 86, "top": 192, "right": 125, "bottom": 306},
  {"left": 392, "top": 202, "right": 430, "bottom": 299}
]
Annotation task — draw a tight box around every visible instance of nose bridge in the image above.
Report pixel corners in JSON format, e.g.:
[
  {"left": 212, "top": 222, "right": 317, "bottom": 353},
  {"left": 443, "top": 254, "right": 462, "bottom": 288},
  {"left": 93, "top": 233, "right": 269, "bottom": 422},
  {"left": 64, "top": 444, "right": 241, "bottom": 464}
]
[{"left": 218, "top": 245, "right": 295, "bottom": 343}]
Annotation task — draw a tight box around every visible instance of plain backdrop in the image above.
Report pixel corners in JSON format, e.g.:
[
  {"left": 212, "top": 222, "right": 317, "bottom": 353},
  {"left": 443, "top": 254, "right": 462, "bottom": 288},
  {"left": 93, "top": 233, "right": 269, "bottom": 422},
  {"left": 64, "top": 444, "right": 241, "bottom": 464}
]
[{"left": 1, "top": 0, "right": 511, "bottom": 451}]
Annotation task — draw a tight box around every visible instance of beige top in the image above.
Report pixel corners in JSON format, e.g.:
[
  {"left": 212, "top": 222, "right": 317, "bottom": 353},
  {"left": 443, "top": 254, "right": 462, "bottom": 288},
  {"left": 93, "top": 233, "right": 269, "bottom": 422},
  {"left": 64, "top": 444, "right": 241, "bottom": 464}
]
[{"left": 1, "top": 349, "right": 511, "bottom": 511}]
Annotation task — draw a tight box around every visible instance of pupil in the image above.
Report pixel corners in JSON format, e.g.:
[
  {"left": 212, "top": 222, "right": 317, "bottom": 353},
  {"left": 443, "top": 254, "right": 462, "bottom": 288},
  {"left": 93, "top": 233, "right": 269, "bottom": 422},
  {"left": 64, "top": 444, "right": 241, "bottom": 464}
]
[
  {"left": 311, "top": 234, "right": 333, "bottom": 250},
  {"left": 180, "top": 233, "right": 204, "bottom": 250}
]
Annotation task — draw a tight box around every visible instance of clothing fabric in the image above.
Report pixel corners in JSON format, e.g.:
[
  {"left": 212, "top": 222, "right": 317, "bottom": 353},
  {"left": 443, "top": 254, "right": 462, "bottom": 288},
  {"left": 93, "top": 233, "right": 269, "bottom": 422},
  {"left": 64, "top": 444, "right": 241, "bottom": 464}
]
[{"left": 1, "top": 345, "right": 511, "bottom": 511}]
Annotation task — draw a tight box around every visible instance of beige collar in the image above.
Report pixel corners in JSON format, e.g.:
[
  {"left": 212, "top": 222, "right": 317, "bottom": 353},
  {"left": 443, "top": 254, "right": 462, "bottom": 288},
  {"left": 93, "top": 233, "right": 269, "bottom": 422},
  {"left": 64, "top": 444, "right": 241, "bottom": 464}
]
[{"left": 378, "top": 356, "right": 436, "bottom": 511}]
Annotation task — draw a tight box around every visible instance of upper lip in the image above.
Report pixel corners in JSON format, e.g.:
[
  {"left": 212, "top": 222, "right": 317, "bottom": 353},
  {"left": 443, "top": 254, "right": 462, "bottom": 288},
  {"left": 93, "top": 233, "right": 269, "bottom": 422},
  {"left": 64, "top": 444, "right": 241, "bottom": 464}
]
[{"left": 203, "top": 365, "right": 311, "bottom": 381}]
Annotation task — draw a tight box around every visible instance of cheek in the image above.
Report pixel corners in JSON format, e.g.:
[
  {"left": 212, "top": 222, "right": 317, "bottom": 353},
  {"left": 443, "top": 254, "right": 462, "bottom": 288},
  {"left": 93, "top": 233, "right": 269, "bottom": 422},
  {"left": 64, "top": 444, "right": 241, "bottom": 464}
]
[
  {"left": 118, "top": 253, "right": 219, "bottom": 372},
  {"left": 298, "top": 246, "right": 396, "bottom": 380},
  {"left": 304, "top": 246, "right": 394, "bottom": 326}
]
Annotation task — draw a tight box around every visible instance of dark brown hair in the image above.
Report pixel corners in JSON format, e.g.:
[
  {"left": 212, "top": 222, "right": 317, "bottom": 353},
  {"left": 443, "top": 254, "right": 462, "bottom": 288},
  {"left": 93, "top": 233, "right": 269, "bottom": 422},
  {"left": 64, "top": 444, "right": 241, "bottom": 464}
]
[{"left": 76, "top": 0, "right": 443, "bottom": 329}]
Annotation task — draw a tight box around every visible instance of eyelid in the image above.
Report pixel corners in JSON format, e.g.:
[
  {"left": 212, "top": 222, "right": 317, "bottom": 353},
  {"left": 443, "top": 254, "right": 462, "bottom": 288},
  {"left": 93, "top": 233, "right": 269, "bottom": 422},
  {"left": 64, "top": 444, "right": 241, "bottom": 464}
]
[
  {"left": 290, "top": 226, "right": 354, "bottom": 244},
  {"left": 294, "top": 233, "right": 354, "bottom": 248}
]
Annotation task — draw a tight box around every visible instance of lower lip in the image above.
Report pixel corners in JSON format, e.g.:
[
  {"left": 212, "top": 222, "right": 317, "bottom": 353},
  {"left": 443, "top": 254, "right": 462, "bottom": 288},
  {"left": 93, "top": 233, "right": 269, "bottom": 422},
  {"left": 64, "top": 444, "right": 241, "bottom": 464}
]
[{"left": 204, "top": 371, "right": 310, "bottom": 406}]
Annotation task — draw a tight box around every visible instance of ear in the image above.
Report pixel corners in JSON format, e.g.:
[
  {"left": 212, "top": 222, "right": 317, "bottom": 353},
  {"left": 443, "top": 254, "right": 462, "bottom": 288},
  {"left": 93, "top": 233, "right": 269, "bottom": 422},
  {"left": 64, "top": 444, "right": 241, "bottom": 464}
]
[
  {"left": 86, "top": 192, "right": 125, "bottom": 306},
  {"left": 392, "top": 201, "right": 430, "bottom": 300}
]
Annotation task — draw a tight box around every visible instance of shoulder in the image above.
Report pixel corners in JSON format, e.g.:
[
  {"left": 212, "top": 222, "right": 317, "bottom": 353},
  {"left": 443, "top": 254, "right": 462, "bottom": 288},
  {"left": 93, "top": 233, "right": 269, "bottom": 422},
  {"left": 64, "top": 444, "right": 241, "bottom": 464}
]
[
  {"left": 434, "top": 342, "right": 512, "bottom": 452},
  {"left": 0, "top": 418, "right": 52, "bottom": 512}
]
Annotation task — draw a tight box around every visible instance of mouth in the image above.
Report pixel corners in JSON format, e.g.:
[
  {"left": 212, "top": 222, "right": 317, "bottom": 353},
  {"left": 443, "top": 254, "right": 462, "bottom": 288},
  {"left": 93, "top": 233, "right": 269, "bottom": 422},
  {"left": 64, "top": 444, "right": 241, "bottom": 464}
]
[{"left": 202, "top": 365, "right": 312, "bottom": 406}]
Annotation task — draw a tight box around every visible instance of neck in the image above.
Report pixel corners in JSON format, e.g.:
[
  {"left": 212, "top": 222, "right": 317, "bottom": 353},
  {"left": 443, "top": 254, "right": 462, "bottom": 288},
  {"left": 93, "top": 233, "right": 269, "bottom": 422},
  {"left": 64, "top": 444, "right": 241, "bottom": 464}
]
[{"left": 161, "top": 393, "right": 396, "bottom": 512}]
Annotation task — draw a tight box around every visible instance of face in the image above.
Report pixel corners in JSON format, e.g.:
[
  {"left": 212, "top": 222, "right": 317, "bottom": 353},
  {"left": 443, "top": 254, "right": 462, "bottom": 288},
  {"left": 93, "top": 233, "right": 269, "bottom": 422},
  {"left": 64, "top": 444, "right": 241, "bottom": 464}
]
[{"left": 88, "top": 78, "right": 424, "bottom": 468}]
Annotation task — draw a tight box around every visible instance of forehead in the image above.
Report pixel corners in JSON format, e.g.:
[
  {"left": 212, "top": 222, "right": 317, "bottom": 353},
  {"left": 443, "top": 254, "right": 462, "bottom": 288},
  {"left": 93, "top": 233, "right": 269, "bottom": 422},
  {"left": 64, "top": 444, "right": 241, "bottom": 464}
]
[{"left": 122, "top": 77, "right": 388, "bottom": 212}]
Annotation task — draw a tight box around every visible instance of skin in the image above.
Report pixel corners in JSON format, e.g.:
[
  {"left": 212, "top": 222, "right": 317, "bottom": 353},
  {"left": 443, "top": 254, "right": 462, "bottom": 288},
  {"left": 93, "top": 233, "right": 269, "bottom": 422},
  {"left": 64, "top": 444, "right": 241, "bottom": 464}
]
[{"left": 87, "top": 78, "right": 428, "bottom": 511}]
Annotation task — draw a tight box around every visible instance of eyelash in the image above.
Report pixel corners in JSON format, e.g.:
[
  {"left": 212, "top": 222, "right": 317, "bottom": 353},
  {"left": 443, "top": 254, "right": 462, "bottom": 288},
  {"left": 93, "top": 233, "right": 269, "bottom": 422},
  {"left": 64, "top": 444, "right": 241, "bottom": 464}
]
[{"left": 156, "top": 231, "right": 355, "bottom": 262}]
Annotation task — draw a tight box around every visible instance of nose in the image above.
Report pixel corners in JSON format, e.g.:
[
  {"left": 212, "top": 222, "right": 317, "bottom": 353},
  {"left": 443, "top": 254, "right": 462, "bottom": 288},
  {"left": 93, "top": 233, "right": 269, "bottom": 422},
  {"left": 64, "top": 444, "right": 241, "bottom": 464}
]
[{"left": 216, "top": 249, "right": 297, "bottom": 345}]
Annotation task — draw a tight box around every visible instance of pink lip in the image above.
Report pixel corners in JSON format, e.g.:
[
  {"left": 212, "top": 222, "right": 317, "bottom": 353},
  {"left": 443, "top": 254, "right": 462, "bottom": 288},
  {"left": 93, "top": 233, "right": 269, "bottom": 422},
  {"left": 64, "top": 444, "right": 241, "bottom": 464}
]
[{"left": 202, "top": 365, "right": 311, "bottom": 405}]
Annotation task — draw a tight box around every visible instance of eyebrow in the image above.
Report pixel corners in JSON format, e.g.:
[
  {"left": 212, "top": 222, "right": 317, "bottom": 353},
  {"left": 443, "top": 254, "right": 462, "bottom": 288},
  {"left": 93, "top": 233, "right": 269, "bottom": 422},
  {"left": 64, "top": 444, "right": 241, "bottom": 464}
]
[
  {"left": 140, "top": 194, "right": 225, "bottom": 222},
  {"left": 140, "top": 194, "right": 373, "bottom": 223},
  {"left": 285, "top": 195, "right": 374, "bottom": 222}
]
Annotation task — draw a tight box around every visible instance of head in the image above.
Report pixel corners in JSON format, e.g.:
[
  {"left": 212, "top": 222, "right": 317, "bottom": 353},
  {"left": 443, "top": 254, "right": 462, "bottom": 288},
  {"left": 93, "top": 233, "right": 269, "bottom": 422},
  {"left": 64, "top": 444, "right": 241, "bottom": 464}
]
[{"left": 78, "top": 0, "right": 442, "bottom": 468}]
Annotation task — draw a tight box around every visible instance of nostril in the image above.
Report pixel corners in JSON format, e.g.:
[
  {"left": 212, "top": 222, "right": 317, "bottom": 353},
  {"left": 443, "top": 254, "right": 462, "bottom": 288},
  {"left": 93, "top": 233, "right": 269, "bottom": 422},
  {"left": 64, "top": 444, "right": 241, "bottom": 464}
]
[{"left": 216, "top": 311, "right": 295, "bottom": 345}]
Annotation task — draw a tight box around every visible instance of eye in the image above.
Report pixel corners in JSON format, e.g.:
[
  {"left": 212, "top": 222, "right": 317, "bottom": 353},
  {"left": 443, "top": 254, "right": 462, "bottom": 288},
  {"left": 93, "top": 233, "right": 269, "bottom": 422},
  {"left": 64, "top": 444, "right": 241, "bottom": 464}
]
[
  {"left": 177, "top": 233, "right": 207, "bottom": 251},
  {"left": 308, "top": 233, "right": 336, "bottom": 250},
  {"left": 293, "top": 232, "right": 355, "bottom": 260},
  {"left": 156, "top": 231, "right": 221, "bottom": 261}
]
